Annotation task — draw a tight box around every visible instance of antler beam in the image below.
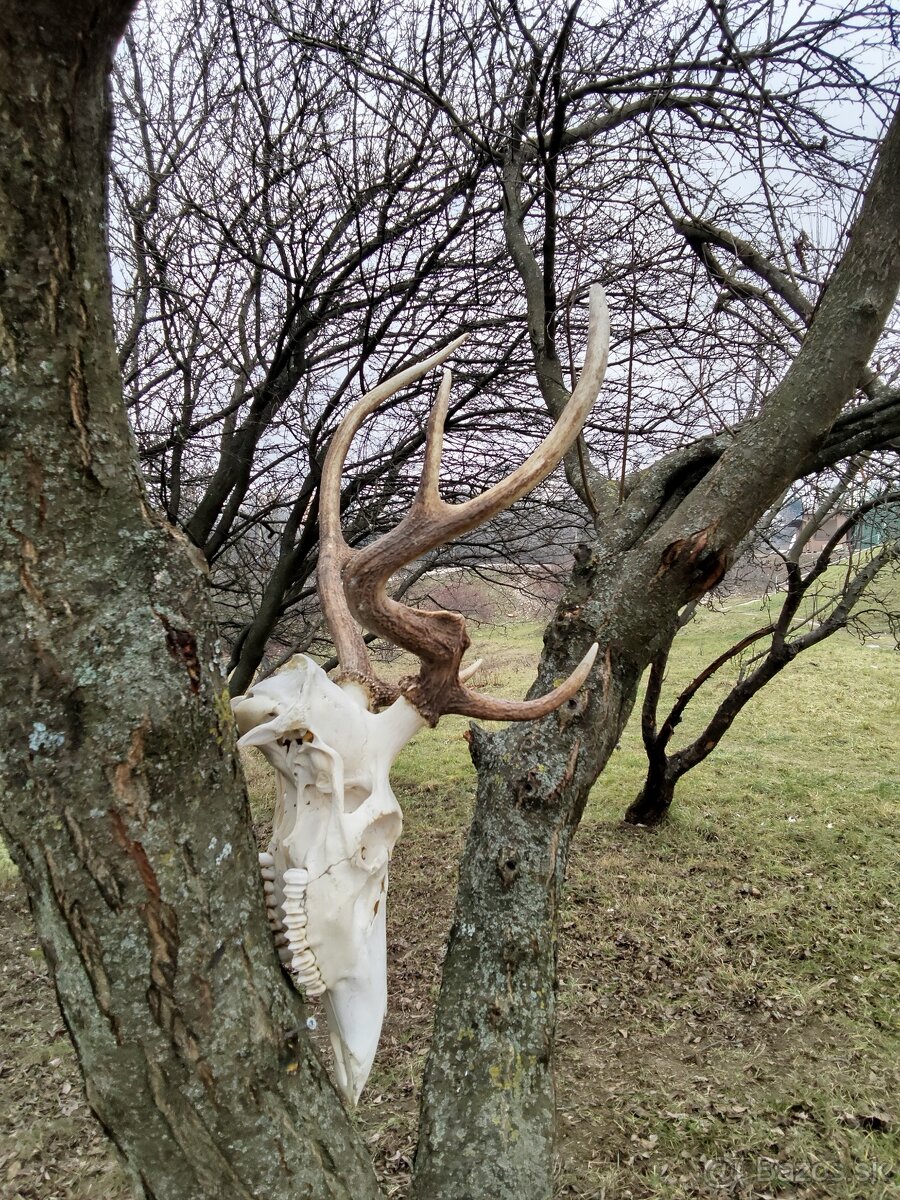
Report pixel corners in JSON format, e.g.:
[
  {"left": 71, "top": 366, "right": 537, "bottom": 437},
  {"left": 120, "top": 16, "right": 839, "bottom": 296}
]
[{"left": 318, "top": 338, "right": 468, "bottom": 704}]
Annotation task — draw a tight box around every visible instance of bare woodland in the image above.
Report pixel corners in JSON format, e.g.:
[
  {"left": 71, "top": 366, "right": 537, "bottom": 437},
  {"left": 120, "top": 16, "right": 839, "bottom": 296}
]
[{"left": 0, "top": 1, "right": 898, "bottom": 1198}]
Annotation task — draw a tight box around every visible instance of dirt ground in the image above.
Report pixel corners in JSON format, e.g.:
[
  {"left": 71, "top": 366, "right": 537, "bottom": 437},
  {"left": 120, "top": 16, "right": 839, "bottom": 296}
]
[{"left": 2, "top": 803, "right": 897, "bottom": 1200}]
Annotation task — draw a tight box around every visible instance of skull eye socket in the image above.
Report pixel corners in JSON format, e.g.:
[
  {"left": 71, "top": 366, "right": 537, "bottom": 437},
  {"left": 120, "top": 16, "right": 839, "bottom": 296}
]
[
  {"left": 343, "top": 785, "right": 370, "bottom": 814},
  {"left": 359, "top": 813, "right": 402, "bottom": 861}
]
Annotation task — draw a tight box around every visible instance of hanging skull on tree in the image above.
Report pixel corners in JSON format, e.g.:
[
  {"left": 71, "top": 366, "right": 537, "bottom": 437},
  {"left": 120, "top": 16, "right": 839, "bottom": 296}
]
[{"left": 232, "top": 286, "right": 609, "bottom": 1104}]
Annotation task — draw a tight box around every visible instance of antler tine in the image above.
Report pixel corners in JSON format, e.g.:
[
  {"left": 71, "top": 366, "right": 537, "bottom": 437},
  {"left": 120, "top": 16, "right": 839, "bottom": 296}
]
[
  {"left": 451, "top": 643, "right": 598, "bottom": 721},
  {"left": 350, "top": 284, "right": 608, "bottom": 580},
  {"left": 450, "top": 283, "right": 609, "bottom": 533},
  {"left": 346, "top": 283, "right": 608, "bottom": 587},
  {"left": 416, "top": 367, "right": 453, "bottom": 511},
  {"left": 457, "top": 657, "right": 482, "bottom": 683},
  {"left": 318, "top": 336, "right": 469, "bottom": 691}
]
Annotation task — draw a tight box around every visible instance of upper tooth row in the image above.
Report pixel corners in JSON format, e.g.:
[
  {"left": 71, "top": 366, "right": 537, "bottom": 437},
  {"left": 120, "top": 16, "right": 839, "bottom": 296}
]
[{"left": 279, "top": 867, "right": 326, "bottom": 997}]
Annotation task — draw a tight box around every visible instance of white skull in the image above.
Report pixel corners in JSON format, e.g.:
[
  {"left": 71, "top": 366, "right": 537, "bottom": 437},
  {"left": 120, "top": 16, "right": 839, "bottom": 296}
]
[{"left": 231, "top": 656, "right": 425, "bottom": 1103}]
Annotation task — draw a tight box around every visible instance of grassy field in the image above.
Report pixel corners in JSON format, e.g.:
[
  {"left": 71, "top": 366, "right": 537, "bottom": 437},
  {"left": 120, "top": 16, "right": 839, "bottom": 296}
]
[{"left": 1, "top": 604, "right": 898, "bottom": 1198}]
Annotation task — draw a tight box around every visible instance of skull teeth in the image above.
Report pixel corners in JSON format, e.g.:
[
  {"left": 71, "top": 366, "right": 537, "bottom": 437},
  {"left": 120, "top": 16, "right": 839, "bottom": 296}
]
[
  {"left": 280, "top": 868, "right": 326, "bottom": 997},
  {"left": 297, "top": 976, "right": 326, "bottom": 998},
  {"left": 260, "top": 855, "right": 284, "bottom": 938}
]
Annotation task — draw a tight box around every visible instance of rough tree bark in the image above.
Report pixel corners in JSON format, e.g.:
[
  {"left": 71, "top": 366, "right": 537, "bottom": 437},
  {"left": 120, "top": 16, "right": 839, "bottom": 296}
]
[
  {"left": 0, "top": 5, "right": 377, "bottom": 1197},
  {"left": 412, "top": 106, "right": 900, "bottom": 1199}
]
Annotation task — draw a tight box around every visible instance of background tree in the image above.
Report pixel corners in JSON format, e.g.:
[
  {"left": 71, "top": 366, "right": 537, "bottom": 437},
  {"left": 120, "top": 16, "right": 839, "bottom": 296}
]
[
  {"left": 2, "top": 3, "right": 899, "bottom": 1200},
  {"left": 626, "top": 467, "right": 900, "bottom": 826}
]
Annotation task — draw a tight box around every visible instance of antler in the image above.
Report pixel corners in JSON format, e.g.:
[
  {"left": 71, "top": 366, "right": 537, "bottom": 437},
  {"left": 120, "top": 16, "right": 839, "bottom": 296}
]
[{"left": 318, "top": 285, "right": 609, "bottom": 724}]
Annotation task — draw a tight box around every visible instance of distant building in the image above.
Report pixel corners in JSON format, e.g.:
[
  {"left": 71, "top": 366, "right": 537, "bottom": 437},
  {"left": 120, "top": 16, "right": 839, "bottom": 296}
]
[{"left": 779, "top": 510, "right": 850, "bottom": 557}]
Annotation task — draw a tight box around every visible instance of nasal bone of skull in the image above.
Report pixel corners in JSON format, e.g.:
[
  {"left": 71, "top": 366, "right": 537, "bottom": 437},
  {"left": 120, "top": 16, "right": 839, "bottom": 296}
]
[{"left": 322, "top": 895, "right": 388, "bottom": 1105}]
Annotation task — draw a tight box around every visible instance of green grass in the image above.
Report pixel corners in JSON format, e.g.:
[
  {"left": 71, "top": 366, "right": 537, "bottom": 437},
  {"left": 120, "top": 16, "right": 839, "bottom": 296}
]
[{"left": 1, "top": 607, "right": 898, "bottom": 1198}]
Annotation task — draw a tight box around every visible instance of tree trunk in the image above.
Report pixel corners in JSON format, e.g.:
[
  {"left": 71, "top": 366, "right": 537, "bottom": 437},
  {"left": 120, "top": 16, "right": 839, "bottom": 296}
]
[
  {"left": 624, "top": 765, "right": 677, "bottom": 827},
  {"left": 413, "top": 547, "right": 676, "bottom": 1198},
  {"left": 411, "top": 518, "right": 726, "bottom": 1194},
  {"left": 0, "top": 5, "right": 376, "bottom": 1197}
]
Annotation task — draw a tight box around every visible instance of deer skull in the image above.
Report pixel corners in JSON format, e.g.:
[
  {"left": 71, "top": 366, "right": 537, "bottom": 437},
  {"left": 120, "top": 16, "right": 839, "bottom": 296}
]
[
  {"left": 232, "top": 284, "right": 609, "bottom": 1104},
  {"left": 232, "top": 656, "right": 425, "bottom": 1104}
]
